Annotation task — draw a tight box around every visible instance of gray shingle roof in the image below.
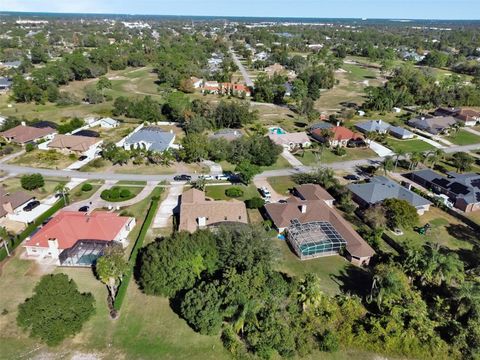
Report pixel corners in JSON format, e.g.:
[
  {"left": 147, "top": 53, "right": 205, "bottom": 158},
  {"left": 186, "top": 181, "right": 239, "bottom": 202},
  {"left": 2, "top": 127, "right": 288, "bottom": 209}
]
[
  {"left": 354, "top": 120, "right": 391, "bottom": 133},
  {"left": 389, "top": 126, "right": 414, "bottom": 138},
  {"left": 348, "top": 176, "right": 431, "bottom": 208},
  {"left": 407, "top": 116, "right": 457, "bottom": 134},
  {"left": 309, "top": 122, "right": 333, "bottom": 131},
  {"left": 124, "top": 127, "right": 175, "bottom": 152}
]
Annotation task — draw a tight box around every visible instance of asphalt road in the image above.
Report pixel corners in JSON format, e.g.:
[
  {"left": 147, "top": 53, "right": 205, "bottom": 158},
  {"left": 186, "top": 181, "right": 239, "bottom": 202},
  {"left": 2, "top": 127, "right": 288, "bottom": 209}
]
[
  {"left": 0, "top": 143, "right": 478, "bottom": 182},
  {"left": 229, "top": 48, "right": 254, "bottom": 87}
]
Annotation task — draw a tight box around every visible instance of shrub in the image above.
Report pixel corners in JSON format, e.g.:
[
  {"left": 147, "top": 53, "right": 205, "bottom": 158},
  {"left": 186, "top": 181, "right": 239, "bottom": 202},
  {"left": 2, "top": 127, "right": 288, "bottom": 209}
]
[
  {"left": 25, "top": 143, "right": 35, "bottom": 152},
  {"left": 120, "top": 188, "right": 131, "bottom": 198},
  {"left": 225, "top": 187, "right": 244, "bottom": 198},
  {"left": 89, "top": 158, "right": 105, "bottom": 168},
  {"left": 81, "top": 183, "right": 93, "bottom": 192},
  {"left": 245, "top": 196, "right": 265, "bottom": 209},
  {"left": 101, "top": 187, "right": 133, "bottom": 202},
  {"left": 21, "top": 173, "right": 45, "bottom": 190}
]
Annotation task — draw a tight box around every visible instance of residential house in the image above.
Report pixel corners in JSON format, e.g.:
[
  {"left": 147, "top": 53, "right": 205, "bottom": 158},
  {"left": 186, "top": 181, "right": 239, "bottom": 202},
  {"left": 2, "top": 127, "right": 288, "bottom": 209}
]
[
  {"left": 347, "top": 176, "right": 432, "bottom": 215},
  {"left": 0, "top": 77, "right": 13, "bottom": 92},
  {"left": 209, "top": 129, "right": 243, "bottom": 142},
  {"left": 0, "top": 60, "right": 21, "bottom": 69},
  {"left": 201, "top": 81, "right": 220, "bottom": 94},
  {"left": 388, "top": 126, "right": 415, "bottom": 139},
  {"left": 190, "top": 76, "right": 204, "bottom": 89},
  {"left": 220, "top": 83, "right": 251, "bottom": 97},
  {"left": 264, "top": 184, "right": 375, "bottom": 266},
  {"left": 410, "top": 169, "right": 480, "bottom": 213},
  {"left": 310, "top": 126, "right": 364, "bottom": 147},
  {"left": 407, "top": 115, "right": 457, "bottom": 134},
  {"left": 0, "top": 189, "right": 34, "bottom": 219},
  {"left": 435, "top": 107, "right": 480, "bottom": 127},
  {"left": 98, "top": 117, "right": 119, "bottom": 128},
  {"left": 267, "top": 130, "right": 311, "bottom": 151},
  {"left": 0, "top": 123, "right": 56, "bottom": 145},
  {"left": 178, "top": 188, "right": 248, "bottom": 232},
  {"left": 265, "top": 63, "right": 286, "bottom": 77},
  {"left": 354, "top": 120, "right": 391, "bottom": 134},
  {"left": 123, "top": 127, "right": 175, "bottom": 153},
  {"left": 309, "top": 121, "right": 333, "bottom": 132},
  {"left": 48, "top": 134, "right": 102, "bottom": 155},
  {"left": 24, "top": 211, "right": 136, "bottom": 266}
]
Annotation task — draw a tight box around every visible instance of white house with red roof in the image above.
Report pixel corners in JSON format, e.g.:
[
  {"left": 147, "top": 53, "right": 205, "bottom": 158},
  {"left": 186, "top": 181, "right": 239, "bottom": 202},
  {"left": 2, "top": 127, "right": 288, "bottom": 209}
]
[{"left": 24, "top": 211, "right": 135, "bottom": 265}]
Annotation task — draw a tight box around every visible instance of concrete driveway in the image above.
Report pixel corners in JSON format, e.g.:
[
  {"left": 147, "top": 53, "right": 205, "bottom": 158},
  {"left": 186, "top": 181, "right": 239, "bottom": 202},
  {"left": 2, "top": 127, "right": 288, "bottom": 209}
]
[
  {"left": 253, "top": 177, "right": 289, "bottom": 203},
  {"left": 66, "top": 144, "right": 102, "bottom": 170},
  {"left": 152, "top": 182, "right": 185, "bottom": 228},
  {"left": 369, "top": 141, "right": 395, "bottom": 157},
  {"left": 281, "top": 149, "right": 304, "bottom": 167}
]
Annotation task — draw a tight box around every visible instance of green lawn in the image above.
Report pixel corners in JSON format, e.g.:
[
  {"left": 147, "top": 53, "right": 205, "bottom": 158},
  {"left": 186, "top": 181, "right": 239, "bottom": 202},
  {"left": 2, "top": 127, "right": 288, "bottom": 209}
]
[
  {"left": 386, "top": 138, "right": 435, "bottom": 153},
  {"left": 272, "top": 239, "right": 357, "bottom": 296},
  {"left": 204, "top": 184, "right": 259, "bottom": 201},
  {"left": 446, "top": 129, "right": 480, "bottom": 146},
  {"left": 69, "top": 181, "right": 103, "bottom": 203},
  {"left": 267, "top": 176, "right": 296, "bottom": 196},
  {"left": 295, "top": 148, "right": 377, "bottom": 166},
  {"left": 390, "top": 207, "right": 476, "bottom": 251},
  {"left": 10, "top": 149, "right": 77, "bottom": 169},
  {"left": 0, "top": 176, "right": 67, "bottom": 200}
]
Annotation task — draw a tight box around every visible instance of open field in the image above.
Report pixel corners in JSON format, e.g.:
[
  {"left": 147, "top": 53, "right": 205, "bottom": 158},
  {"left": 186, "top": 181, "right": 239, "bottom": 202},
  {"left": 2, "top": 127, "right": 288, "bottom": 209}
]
[
  {"left": 294, "top": 147, "right": 377, "bottom": 166},
  {"left": 386, "top": 137, "right": 435, "bottom": 153},
  {"left": 390, "top": 207, "right": 477, "bottom": 251},
  {"left": 10, "top": 149, "right": 77, "bottom": 169},
  {"left": 446, "top": 129, "right": 480, "bottom": 145},
  {"left": 0, "top": 176, "right": 67, "bottom": 200}
]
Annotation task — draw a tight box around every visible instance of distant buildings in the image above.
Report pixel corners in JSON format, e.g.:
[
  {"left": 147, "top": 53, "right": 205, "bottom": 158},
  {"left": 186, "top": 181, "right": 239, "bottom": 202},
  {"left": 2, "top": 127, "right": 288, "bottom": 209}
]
[
  {"left": 123, "top": 127, "right": 175, "bottom": 153},
  {"left": 209, "top": 129, "right": 243, "bottom": 142},
  {"left": 310, "top": 126, "right": 364, "bottom": 148},
  {"left": 0, "top": 77, "right": 13, "bottom": 92},
  {"left": 264, "top": 184, "right": 375, "bottom": 266},
  {"left": 348, "top": 176, "right": 432, "bottom": 215},
  {"left": 407, "top": 115, "right": 458, "bottom": 135},
  {"left": 354, "top": 120, "right": 391, "bottom": 134},
  {"left": 388, "top": 126, "right": 414, "bottom": 139},
  {"left": 0, "top": 60, "right": 21, "bottom": 69},
  {"left": 48, "top": 134, "right": 102, "bottom": 155},
  {"left": 267, "top": 127, "right": 311, "bottom": 151},
  {"left": 434, "top": 107, "right": 480, "bottom": 127},
  {"left": 178, "top": 189, "right": 248, "bottom": 233},
  {"left": 410, "top": 170, "right": 480, "bottom": 213}
]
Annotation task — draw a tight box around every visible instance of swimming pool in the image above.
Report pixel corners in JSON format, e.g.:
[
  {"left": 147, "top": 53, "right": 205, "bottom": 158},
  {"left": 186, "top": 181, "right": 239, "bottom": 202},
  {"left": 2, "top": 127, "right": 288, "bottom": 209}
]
[{"left": 269, "top": 126, "right": 286, "bottom": 135}]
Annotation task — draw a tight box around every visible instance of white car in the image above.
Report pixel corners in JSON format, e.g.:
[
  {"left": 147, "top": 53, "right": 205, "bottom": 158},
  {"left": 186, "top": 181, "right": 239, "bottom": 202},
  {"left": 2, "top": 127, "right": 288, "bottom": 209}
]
[
  {"left": 260, "top": 187, "right": 271, "bottom": 199},
  {"left": 199, "top": 175, "right": 214, "bottom": 181},
  {"left": 215, "top": 174, "right": 230, "bottom": 181}
]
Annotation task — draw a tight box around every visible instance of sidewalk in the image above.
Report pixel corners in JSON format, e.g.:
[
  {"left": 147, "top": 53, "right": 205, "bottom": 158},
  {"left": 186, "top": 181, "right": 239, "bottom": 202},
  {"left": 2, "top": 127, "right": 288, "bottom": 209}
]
[
  {"left": 281, "top": 149, "right": 303, "bottom": 167},
  {"left": 369, "top": 141, "right": 394, "bottom": 157}
]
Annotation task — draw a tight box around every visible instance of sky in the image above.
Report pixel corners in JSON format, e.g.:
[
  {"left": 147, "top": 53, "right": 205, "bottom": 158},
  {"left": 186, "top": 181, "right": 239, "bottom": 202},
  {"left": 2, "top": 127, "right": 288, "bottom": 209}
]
[{"left": 1, "top": 0, "right": 479, "bottom": 20}]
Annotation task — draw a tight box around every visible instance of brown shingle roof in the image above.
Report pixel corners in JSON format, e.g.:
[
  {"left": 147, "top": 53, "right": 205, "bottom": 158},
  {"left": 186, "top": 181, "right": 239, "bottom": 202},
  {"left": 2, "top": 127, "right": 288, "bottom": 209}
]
[
  {"left": 48, "top": 134, "right": 101, "bottom": 152},
  {"left": 0, "top": 189, "right": 34, "bottom": 217},
  {"left": 0, "top": 125, "right": 55, "bottom": 144},
  {"left": 179, "top": 189, "right": 248, "bottom": 233},
  {"left": 295, "top": 184, "right": 334, "bottom": 202},
  {"left": 265, "top": 185, "right": 375, "bottom": 259}
]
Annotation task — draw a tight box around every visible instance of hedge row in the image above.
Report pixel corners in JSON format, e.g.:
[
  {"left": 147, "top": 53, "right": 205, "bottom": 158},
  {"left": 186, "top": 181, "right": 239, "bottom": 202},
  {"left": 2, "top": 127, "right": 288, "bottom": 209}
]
[
  {"left": 113, "top": 196, "right": 160, "bottom": 311},
  {"left": 0, "top": 198, "right": 66, "bottom": 262}
]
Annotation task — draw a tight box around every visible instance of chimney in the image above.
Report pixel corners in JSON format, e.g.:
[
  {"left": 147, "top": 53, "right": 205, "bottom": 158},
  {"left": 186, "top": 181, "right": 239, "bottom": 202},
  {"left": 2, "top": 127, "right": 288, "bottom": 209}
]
[
  {"left": 300, "top": 204, "right": 307, "bottom": 214},
  {"left": 21, "top": 121, "right": 26, "bottom": 126},
  {"left": 197, "top": 216, "right": 206, "bottom": 227},
  {"left": 48, "top": 238, "right": 58, "bottom": 249}
]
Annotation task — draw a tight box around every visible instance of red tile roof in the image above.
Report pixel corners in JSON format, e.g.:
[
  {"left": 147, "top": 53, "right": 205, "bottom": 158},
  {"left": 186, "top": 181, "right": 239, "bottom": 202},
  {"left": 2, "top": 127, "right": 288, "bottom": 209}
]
[
  {"left": 24, "top": 211, "right": 131, "bottom": 250},
  {"left": 330, "top": 126, "right": 363, "bottom": 141}
]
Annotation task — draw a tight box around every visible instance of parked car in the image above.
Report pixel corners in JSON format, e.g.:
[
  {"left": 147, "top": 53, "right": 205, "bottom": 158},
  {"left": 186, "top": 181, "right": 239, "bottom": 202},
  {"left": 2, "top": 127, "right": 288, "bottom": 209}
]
[
  {"left": 199, "top": 175, "right": 214, "bottom": 181},
  {"left": 259, "top": 186, "right": 271, "bottom": 199},
  {"left": 78, "top": 155, "right": 88, "bottom": 161},
  {"left": 215, "top": 174, "right": 230, "bottom": 181},
  {"left": 78, "top": 205, "right": 89, "bottom": 212},
  {"left": 344, "top": 174, "right": 360, "bottom": 181},
  {"left": 23, "top": 200, "right": 40, "bottom": 212},
  {"left": 173, "top": 174, "right": 192, "bottom": 181}
]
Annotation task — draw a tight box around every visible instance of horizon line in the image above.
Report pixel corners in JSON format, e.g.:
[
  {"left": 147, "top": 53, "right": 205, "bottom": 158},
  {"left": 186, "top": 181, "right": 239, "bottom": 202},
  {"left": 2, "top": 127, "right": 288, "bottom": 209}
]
[{"left": 0, "top": 10, "right": 479, "bottom": 22}]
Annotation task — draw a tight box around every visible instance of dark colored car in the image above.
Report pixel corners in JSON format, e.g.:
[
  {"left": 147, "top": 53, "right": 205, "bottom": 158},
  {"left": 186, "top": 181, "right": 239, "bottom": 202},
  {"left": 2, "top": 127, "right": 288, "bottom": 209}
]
[
  {"left": 344, "top": 174, "right": 360, "bottom": 181},
  {"left": 23, "top": 200, "right": 40, "bottom": 212},
  {"left": 173, "top": 174, "right": 192, "bottom": 181},
  {"left": 78, "top": 206, "right": 90, "bottom": 212}
]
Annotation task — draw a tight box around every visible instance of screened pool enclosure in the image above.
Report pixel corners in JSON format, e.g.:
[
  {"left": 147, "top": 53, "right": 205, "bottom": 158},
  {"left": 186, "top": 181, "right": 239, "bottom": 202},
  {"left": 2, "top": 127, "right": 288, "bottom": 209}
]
[
  {"left": 59, "top": 240, "right": 113, "bottom": 267},
  {"left": 287, "top": 219, "right": 347, "bottom": 260}
]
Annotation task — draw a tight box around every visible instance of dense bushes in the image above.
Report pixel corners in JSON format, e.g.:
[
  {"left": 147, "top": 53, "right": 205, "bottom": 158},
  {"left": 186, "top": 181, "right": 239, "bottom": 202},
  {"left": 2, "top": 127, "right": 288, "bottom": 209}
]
[
  {"left": 21, "top": 173, "right": 44, "bottom": 190},
  {"left": 57, "top": 118, "right": 84, "bottom": 134},
  {"left": 225, "top": 187, "right": 244, "bottom": 198},
  {"left": 245, "top": 196, "right": 265, "bottom": 209},
  {"left": 100, "top": 187, "right": 134, "bottom": 202},
  {"left": 81, "top": 183, "right": 93, "bottom": 192}
]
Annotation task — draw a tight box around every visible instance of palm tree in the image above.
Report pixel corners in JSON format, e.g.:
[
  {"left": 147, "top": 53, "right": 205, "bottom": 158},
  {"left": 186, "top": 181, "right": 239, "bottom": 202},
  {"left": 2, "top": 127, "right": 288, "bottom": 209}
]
[
  {"left": 0, "top": 227, "right": 10, "bottom": 257},
  {"left": 427, "top": 149, "right": 445, "bottom": 169},
  {"left": 160, "top": 149, "right": 175, "bottom": 167},
  {"left": 364, "top": 131, "right": 377, "bottom": 145},
  {"left": 233, "top": 300, "right": 260, "bottom": 335},
  {"left": 55, "top": 183, "right": 70, "bottom": 205},
  {"left": 382, "top": 156, "right": 395, "bottom": 175},
  {"left": 409, "top": 151, "right": 423, "bottom": 170},
  {"left": 394, "top": 149, "right": 405, "bottom": 171}
]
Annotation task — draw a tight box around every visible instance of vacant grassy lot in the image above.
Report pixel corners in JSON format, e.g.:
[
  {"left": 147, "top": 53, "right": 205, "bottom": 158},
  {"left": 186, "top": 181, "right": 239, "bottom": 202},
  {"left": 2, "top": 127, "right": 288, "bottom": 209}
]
[
  {"left": 267, "top": 176, "right": 296, "bottom": 195},
  {"left": 294, "top": 147, "right": 377, "bottom": 166},
  {"left": 205, "top": 184, "right": 259, "bottom": 201},
  {"left": 390, "top": 207, "right": 477, "bottom": 250},
  {"left": 446, "top": 129, "right": 480, "bottom": 146},
  {"left": 386, "top": 137, "right": 435, "bottom": 153},
  {"left": 10, "top": 149, "right": 77, "bottom": 169},
  {"left": 0, "top": 176, "right": 67, "bottom": 200},
  {"left": 80, "top": 159, "right": 207, "bottom": 175}
]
